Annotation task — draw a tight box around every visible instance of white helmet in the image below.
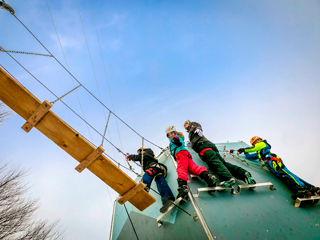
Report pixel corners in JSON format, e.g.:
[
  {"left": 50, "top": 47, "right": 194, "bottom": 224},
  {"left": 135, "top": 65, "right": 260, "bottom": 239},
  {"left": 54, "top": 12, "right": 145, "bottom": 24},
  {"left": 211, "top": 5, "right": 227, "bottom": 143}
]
[{"left": 165, "top": 125, "right": 176, "bottom": 135}]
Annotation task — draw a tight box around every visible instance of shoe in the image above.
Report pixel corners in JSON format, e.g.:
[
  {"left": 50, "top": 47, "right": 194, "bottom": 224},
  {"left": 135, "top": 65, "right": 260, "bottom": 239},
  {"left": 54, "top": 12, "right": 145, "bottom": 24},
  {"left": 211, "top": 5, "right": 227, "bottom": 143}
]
[
  {"left": 206, "top": 174, "right": 217, "bottom": 194},
  {"left": 144, "top": 186, "right": 150, "bottom": 192},
  {"left": 291, "top": 189, "right": 312, "bottom": 200},
  {"left": 244, "top": 172, "right": 256, "bottom": 189},
  {"left": 310, "top": 187, "right": 320, "bottom": 196},
  {"left": 160, "top": 198, "right": 175, "bottom": 213},
  {"left": 177, "top": 179, "right": 189, "bottom": 202},
  {"left": 219, "top": 178, "right": 236, "bottom": 188}
]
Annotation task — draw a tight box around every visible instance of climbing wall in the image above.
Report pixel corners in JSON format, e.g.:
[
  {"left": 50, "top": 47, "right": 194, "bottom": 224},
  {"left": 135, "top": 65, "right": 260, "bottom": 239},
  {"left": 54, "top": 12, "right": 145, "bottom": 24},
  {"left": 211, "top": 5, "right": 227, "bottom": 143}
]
[{"left": 110, "top": 142, "right": 320, "bottom": 240}]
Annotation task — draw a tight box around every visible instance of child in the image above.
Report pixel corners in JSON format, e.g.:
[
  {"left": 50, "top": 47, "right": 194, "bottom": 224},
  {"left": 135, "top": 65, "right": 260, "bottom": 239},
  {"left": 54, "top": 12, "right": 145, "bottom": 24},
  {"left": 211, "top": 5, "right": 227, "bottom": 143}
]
[
  {"left": 166, "top": 125, "right": 217, "bottom": 201},
  {"left": 238, "top": 136, "right": 320, "bottom": 201},
  {"left": 184, "top": 120, "right": 256, "bottom": 187},
  {"left": 126, "top": 147, "right": 175, "bottom": 213}
]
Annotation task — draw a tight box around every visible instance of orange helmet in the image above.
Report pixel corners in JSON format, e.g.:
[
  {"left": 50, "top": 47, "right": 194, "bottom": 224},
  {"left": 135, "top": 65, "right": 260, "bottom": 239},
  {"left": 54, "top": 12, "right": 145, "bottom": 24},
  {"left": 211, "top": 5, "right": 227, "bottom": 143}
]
[
  {"left": 137, "top": 147, "right": 147, "bottom": 153},
  {"left": 250, "top": 136, "right": 262, "bottom": 145}
]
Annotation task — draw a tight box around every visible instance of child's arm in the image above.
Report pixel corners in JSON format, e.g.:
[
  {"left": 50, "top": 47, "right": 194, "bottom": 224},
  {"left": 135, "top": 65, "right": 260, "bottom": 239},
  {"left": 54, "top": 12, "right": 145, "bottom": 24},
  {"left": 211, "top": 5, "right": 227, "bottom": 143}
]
[
  {"left": 239, "top": 142, "right": 265, "bottom": 154},
  {"left": 126, "top": 154, "right": 141, "bottom": 162},
  {"left": 172, "top": 136, "right": 182, "bottom": 147}
]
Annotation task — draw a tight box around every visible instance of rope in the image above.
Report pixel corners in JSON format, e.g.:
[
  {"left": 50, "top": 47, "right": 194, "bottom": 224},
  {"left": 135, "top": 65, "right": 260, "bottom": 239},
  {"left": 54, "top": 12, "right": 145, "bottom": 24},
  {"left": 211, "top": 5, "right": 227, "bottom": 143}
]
[
  {"left": 12, "top": 14, "right": 163, "bottom": 151},
  {"left": 45, "top": 0, "right": 93, "bottom": 141},
  {"left": 124, "top": 203, "right": 140, "bottom": 240},
  {"left": 50, "top": 84, "right": 81, "bottom": 104},
  {"left": 141, "top": 138, "right": 144, "bottom": 175},
  {"left": 0, "top": 48, "right": 52, "bottom": 57}
]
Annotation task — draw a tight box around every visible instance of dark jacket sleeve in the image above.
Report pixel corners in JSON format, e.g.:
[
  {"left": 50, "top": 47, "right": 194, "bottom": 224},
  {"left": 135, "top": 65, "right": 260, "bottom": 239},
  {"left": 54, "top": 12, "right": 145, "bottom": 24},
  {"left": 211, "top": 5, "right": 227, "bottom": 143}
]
[
  {"left": 128, "top": 148, "right": 156, "bottom": 165},
  {"left": 188, "top": 122, "right": 209, "bottom": 152}
]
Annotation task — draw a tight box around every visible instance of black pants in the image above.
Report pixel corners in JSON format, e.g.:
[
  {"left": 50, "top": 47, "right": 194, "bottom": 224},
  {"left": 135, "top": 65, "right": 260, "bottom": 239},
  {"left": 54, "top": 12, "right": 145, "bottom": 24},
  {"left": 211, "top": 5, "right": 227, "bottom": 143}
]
[{"left": 198, "top": 141, "right": 248, "bottom": 182}]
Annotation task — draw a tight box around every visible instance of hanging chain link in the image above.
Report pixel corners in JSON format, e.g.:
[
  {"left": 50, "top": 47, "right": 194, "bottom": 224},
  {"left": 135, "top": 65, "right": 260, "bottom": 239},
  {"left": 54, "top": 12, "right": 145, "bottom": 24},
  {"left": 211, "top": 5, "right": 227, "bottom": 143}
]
[
  {"left": 50, "top": 84, "right": 82, "bottom": 104},
  {"left": 0, "top": 48, "right": 53, "bottom": 57}
]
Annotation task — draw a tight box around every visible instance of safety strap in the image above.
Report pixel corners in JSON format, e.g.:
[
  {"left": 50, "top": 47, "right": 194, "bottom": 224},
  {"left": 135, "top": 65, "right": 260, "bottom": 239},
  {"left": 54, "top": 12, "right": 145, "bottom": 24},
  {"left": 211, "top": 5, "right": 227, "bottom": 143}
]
[
  {"left": 200, "top": 148, "right": 212, "bottom": 156},
  {"left": 265, "top": 156, "right": 281, "bottom": 164}
]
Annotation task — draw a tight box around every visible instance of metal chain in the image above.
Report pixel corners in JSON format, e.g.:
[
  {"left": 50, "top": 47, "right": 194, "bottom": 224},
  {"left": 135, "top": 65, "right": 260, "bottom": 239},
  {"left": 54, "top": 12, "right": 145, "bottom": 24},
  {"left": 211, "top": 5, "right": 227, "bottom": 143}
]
[
  {"left": 50, "top": 84, "right": 82, "bottom": 104},
  {"left": 0, "top": 48, "right": 52, "bottom": 57},
  {"left": 101, "top": 111, "right": 112, "bottom": 147}
]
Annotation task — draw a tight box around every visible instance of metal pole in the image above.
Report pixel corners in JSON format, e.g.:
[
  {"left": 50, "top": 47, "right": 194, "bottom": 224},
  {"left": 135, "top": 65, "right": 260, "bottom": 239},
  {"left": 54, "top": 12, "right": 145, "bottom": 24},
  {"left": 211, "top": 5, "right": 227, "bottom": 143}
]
[{"left": 141, "top": 137, "right": 144, "bottom": 175}]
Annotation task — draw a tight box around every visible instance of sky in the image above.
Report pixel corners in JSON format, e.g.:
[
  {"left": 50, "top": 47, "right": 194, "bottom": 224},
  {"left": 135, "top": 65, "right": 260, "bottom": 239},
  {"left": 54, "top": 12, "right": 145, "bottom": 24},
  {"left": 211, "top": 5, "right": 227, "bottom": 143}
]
[{"left": 1, "top": 0, "right": 320, "bottom": 239}]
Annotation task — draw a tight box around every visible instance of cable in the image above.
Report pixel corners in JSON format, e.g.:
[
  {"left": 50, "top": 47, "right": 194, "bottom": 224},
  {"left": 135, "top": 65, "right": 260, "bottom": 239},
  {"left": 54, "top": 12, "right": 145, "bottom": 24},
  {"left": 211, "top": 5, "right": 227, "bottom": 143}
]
[
  {"left": 12, "top": 14, "right": 163, "bottom": 151},
  {"left": 5, "top": 51, "right": 126, "bottom": 156},
  {"left": 124, "top": 203, "right": 140, "bottom": 240},
  {"left": 89, "top": 0, "right": 124, "bottom": 153},
  {"left": 45, "top": 0, "right": 93, "bottom": 142},
  {"left": 75, "top": 0, "right": 130, "bottom": 173}
]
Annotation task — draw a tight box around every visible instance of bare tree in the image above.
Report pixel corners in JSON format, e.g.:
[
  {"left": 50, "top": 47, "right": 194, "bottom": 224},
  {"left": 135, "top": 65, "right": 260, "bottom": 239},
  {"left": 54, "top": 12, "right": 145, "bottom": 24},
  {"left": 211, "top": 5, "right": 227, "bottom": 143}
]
[
  {"left": 0, "top": 162, "right": 65, "bottom": 240},
  {"left": 0, "top": 101, "right": 14, "bottom": 126}
]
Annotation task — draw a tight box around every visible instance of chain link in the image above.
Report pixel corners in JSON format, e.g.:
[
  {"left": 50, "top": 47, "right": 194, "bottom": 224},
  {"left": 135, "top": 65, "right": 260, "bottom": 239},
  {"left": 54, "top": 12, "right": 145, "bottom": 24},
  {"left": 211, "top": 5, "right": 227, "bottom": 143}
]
[{"left": 0, "top": 49, "right": 52, "bottom": 57}]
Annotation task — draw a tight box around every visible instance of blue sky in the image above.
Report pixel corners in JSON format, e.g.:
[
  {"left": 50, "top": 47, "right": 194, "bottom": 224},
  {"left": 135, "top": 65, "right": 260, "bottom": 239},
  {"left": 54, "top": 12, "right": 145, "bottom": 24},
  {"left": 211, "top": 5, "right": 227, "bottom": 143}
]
[{"left": 1, "top": 0, "right": 320, "bottom": 239}]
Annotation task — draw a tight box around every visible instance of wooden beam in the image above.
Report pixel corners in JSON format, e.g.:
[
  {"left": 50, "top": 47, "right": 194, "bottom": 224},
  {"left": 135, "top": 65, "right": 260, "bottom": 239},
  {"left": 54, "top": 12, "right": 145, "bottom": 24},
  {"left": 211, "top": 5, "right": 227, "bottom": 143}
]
[
  {"left": 22, "top": 100, "right": 52, "bottom": 132},
  {"left": 0, "top": 67, "right": 156, "bottom": 211},
  {"left": 76, "top": 146, "right": 104, "bottom": 173},
  {"left": 118, "top": 182, "right": 146, "bottom": 205}
]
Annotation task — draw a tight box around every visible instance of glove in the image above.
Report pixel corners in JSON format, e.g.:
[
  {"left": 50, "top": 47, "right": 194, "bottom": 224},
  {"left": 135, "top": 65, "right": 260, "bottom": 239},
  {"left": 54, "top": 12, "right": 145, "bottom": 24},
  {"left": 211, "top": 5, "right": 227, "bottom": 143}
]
[
  {"left": 125, "top": 155, "right": 131, "bottom": 161},
  {"left": 194, "top": 129, "right": 203, "bottom": 137},
  {"left": 172, "top": 136, "right": 182, "bottom": 146},
  {"left": 238, "top": 148, "right": 245, "bottom": 154}
]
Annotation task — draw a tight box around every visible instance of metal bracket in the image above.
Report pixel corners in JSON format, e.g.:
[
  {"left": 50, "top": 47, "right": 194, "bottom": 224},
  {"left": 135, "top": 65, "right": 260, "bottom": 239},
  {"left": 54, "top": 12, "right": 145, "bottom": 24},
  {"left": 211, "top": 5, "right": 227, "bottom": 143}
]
[
  {"left": 118, "top": 182, "right": 146, "bottom": 205},
  {"left": 157, "top": 197, "right": 182, "bottom": 227},
  {"left": 235, "top": 182, "right": 275, "bottom": 194},
  {"left": 22, "top": 100, "right": 52, "bottom": 132},
  {"left": 193, "top": 186, "right": 235, "bottom": 197},
  {"left": 188, "top": 174, "right": 199, "bottom": 183},
  {"left": 0, "top": 1, "right": 15, "bottom": 15},
  {"left": 75, "top": 146, "right": 104, "bottom": 173},
  {"left": 293, "top": 195, "right": 320, "bottom": 208}
]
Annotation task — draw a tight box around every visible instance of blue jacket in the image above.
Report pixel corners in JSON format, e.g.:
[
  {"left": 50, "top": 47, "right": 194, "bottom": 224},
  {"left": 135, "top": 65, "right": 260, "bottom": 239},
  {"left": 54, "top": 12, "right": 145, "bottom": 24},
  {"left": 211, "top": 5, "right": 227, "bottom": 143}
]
[{"left": 169, "top": 135, "right": 187, "bottom": 157}]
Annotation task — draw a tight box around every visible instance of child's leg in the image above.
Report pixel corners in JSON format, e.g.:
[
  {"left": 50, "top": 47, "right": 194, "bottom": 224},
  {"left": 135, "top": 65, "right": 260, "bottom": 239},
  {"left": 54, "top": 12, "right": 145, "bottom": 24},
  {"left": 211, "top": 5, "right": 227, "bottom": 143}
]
[
  {"left": 277, "top": 166, "right": 308, "bottom": 192},
  {"left": 187, "top": 152, "right": 208, "bottom": 176},
  {"left": 223, "top": 160, "right": 249, "bottom": 181},
  {"left": 141, "top": 170, "right": 154, "bottom": 189},
  {"left": 176, "top": 151, "right": 190, "bottom": 182},
  {"left": 154, "top": 173, "right": 175, "bottom": 204},
  {"left": 201, "top": 149, "right": 233, "bottom": 182}
]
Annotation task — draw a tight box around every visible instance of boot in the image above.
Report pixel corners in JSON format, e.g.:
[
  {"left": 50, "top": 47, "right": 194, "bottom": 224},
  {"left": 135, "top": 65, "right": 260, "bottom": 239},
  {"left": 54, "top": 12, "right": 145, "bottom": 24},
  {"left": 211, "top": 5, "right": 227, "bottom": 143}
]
[
  {"left": 291, "top": 189, "right": 312, "bottom": 200},
  {"left": 310, "top": 187, "right": 320, "bottom": 196},
  {"left": 244, "top": 172, "right": 256, "bottom": 189},
  {"left": 200, "top": 171, "right": 217, "bottom": 194},
  {"left": 219, "top": 178, "right": 236, "bottom": 188},
  {"left": 177, "top": 178, "right": 189, "bottom": 202},
  {"left": 159, "top": 197, "right": 175, "bottom": 213}
]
